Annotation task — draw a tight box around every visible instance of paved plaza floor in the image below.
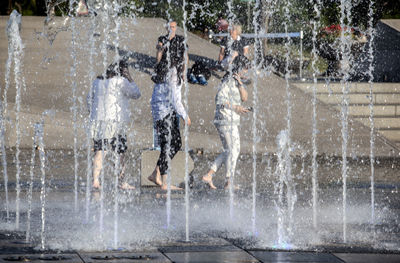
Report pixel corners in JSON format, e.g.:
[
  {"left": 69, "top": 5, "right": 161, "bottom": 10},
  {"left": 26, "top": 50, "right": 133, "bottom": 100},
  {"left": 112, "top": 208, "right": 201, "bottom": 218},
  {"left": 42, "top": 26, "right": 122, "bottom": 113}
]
[
  {"left": 0, "top": 184, "right": 399, "bottom": 262},
  {"left": 0, "top": 231, "right": 400, "bottom": 262}
]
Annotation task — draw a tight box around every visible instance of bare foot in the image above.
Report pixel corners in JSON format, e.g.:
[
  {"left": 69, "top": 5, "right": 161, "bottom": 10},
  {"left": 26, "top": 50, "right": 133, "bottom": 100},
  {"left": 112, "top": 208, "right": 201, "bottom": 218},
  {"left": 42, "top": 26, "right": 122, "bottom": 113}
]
[
  {"left": 148, "top": 171, "right": 162, "bottom": 186},
  {"left": 119, "top": 182, "right": 135, "bottom": 190},
  {"left": 202, "top": 175, "right": 217, "bottom": 189},
  {"left": 224, "top": 180, "right": 240, "bottom": 190},
  {"left": 160, "top": 184, "right": 183, "bottom": 190}
]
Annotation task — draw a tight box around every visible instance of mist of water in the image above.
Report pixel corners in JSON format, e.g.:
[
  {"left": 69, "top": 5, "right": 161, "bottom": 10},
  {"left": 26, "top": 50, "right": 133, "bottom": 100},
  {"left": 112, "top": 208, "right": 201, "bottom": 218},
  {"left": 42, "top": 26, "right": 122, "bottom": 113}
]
[
  {"left": 6, "top": 10, "right": 25, "bottom": 229},
  {"left": 367, "top": 0, "right": 376, "bottom": 236},
  {"left": 310, "top": 0, "right": 322, "bottom": 231},
  {"left": 181, "top": 0, "right": 191, "bottom": 242},
  {"left": 251, "top": 0, "right": 263, "bottom": 235},
  {"left": 37, "top": 122, "right": 46, "bottom": 250},
  {"left": 26, "top": 124, "right": 39, "bottom": 242},
  {"left": 68, "top": 0, "right": 80, "bottom": 213},
  {"left": 339, "top": 0, "right": 353, "bottom": 243}
]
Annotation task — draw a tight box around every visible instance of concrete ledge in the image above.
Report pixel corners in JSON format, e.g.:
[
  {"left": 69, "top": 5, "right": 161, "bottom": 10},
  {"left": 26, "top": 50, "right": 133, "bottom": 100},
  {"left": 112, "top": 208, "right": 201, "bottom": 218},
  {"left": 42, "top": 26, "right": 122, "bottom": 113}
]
[
  {"left": 356, "top": 117, "right": 400, "bottom": 129},
  {"left": 292, "top": 82, "right": 400, "bottom": 94},
  {"left": 316, "top": 94, "right": 372, "bottom": 104},
  {"left": 347, "top": 105, "right": 397, "bottom": 116}
]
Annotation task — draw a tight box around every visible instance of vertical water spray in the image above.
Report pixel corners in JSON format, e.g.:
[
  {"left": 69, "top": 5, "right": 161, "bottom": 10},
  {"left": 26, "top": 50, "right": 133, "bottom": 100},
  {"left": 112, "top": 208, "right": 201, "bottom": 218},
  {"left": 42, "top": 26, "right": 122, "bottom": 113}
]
[
  {"left": 113, "top": 149, "right": 120, "bottom": 249},
  {"left": 68, "top": 0, "right": 80, "bottom": 212},
  {"left": 26, "top": 124, "right": 39, "bottom": 242},
  {"left": 164, "top": 0, "right": 173, "bottom": 229},
  {"left": 310, "top": 0, "right": 322, "bottom": 231},
  {"left": 37, "top": 122, "right": 46, "bottom": 250},
  {"left": 6, "top": 10, "right": 25, "bottom": 229},
  {"left": 281, "top": 0, "right": 296, "bottom": 242},
  {"left": 339, "top": 0, "right": 353, "bottom": 243},
  {"left": 367, "top": 0, "right": 376, "bottom": 235},
  {"left": 0, "top": 11, "right": 17, "bottom": 221},
  {"left": 283, "top": 0, "right": 292, "bottom": 157},
  {"left": 251, "top": 0, "right": 262, "bottom": 235},
  {"left": 0, "top": 114, "right": 9, "bottom": 221},
  {"left": 85, "top": 12, "right": 97, "bottom": 222},
  {"left": 275, "top": 130, "right": 297, "bottom": 245},
  {"left": 182, "top": 0, "right": 191, "bottom": 242},
  {"left": 226, "top": 0, "right": 236, "bottom": 220},
  {"left": 111, "top": 0, "right": 122, "bottom": 249},
  {"left": 99, "top": 0, "right": 112, "bottom": 235}
]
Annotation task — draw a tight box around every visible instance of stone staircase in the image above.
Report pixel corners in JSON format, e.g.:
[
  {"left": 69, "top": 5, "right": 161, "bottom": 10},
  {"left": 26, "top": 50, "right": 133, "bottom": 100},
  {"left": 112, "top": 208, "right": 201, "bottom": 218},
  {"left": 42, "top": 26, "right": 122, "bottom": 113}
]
[{"left": 292, "top": 82, "right": 400, "bottom": 148}]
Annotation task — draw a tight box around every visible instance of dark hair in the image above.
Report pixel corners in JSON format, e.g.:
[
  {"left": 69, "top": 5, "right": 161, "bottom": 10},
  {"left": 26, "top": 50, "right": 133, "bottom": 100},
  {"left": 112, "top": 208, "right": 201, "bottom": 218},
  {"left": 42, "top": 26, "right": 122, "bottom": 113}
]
[
  {"left": 232, "top": 55, "right": 251, "bottom": 73},
  {"left": 105, "top": 59, "right": 129, "bottom": 79},
  {"left": 223, "top": 55, "right": 251, "bottom": 81}
]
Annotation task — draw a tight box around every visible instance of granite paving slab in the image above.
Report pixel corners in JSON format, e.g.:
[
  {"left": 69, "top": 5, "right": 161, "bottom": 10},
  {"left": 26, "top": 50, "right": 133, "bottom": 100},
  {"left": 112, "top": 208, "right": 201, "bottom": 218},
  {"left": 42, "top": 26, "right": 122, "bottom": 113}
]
[
  {"left": 248, "top": 251, "right": 343, "bottom": 262},
  {"left": 164, "top": 251, "right": 260, "bottom": 263},
  {"left": 78, "top": 252, "right": 170, "bottom": 263},
  {"left": 0, "top": 240, "right": 36, "bottom": 255},
  {"left": 158, "top": 245, "right": 240, "bottom": 253},
  {"left": 0, "top": 253, "right": 83, "bottom": 263},
  {"left": 157, "top": 235, "right": 238, "bottom": 253},
  {"left": 334, "top": 253, "right": 400, "bottom": 263}
]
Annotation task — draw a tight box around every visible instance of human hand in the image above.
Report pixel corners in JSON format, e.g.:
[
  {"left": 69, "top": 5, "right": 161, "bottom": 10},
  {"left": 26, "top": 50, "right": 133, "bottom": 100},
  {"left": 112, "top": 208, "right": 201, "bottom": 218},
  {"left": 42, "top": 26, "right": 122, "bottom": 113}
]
[
  {"left": 122, "top": 68, "right": 133, "bottom": 82},
  {"left": 233, "top": 73, "right": 242, "bottom": 85},
  {"left": 185, "top": 117, "right": 191, "bottom": 126},
  {"left": 233, "top": 105, "right": 249, "bottom": 114}
]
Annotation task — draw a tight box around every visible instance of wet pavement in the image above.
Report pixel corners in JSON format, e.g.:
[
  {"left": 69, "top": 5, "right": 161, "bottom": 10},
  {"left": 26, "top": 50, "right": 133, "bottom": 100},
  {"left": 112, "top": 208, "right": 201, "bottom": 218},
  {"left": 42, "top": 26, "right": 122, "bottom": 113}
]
[
  {"left": 1, "top": 234, "right": 400, "bottom": 263},
  {"left": 0, "top": 184, "right": 399, "bottom": 262}
]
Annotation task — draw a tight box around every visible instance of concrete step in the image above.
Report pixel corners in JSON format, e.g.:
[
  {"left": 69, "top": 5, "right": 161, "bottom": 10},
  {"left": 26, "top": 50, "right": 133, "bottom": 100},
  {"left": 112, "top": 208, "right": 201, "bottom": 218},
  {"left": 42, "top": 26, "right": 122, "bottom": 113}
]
[
  {"left": 292, "top": 81, "right": 400, "bottom": 146},
  {"left": 346, "top": 105, "right": 398, "bottom": 116},
  {"left": 315, "top": 93, "right": 400, "bottom": 105},
  {"left": 316, "top": 93, "right": 372, "bottom": 105},
  {"left": 293, "top": 82, "right": 400, "bottom": 94},
  {"left": 355, "top": 117, "right": 400, "bottom": 129},
  {"left": 378, "top": 130, "right": 400, "bottom": 142}
]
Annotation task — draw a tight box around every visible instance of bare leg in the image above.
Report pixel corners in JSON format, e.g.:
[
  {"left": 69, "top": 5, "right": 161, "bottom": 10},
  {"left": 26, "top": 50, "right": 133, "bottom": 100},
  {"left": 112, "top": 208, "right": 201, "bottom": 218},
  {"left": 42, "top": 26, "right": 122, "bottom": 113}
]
[
  {"left": 92, "top": 150, "right": 103, "bottom": 189},
  {"left": 161, "top": 174, "right": 182, "bottom": 190},
  {"left": 224, "top": 178, "right": 239, "bottom": 190},
  {"left": 224, "top": 178, "right": 230, "bottom": 189},
  {"left": 118, "top": 154, "right": 135, "bottom": 190},
  {"left": 148, "top": 165, "right": 162, "bottom": 186},
  {"left": 202, "top": 169, "right": 217, "bottom": 189}
]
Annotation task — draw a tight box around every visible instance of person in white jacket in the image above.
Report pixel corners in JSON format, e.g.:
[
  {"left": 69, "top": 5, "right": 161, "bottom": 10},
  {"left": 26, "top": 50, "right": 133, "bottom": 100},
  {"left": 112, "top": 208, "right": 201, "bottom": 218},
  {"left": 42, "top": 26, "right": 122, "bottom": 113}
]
[
  {"left": 202, "top": 55, "right": 250, "bottom": 189},
  {"left": 87, "top": 60, "right": 141, "bottom": 190}
]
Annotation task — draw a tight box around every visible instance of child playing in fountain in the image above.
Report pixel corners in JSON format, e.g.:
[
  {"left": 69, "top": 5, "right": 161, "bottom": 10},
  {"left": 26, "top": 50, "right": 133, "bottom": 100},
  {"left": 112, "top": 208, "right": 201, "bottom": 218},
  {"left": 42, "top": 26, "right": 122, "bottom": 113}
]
[
  {"left": 87, "top": 59, "right": 141, "bottom": 190},
  {"left": 202, "top": 55, "right": 251, "bottom": 189}
]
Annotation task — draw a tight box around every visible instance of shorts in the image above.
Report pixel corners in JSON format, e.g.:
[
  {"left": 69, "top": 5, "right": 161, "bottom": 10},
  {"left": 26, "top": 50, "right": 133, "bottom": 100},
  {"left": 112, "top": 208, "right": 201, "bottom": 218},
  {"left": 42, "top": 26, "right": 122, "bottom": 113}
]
[{"left": 93, "top": 135, "right": 127, "bottom": 154}]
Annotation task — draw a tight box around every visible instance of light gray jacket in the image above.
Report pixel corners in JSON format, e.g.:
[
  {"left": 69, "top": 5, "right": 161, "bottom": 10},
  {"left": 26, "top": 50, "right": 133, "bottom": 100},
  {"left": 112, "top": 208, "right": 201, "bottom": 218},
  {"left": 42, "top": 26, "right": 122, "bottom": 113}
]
[{"left": 214, "top": 78, "right": 242, "bottom": 126}]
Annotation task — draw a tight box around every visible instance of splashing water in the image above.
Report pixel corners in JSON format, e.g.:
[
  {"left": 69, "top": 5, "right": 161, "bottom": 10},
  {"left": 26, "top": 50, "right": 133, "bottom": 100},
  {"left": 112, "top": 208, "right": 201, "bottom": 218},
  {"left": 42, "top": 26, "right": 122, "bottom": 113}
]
[
  {"left": 6, "top": 10, "right": 25, "bottom": 230},
  {"left": 275, "top": 130, "right": 297, "bottom": 246}
]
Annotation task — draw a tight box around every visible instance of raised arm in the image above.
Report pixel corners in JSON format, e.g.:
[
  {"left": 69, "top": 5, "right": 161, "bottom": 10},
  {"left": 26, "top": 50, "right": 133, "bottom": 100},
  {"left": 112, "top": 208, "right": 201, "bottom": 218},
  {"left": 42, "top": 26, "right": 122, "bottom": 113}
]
[
  {"left": 234, "top": 74, "right": 248, "bottom": 102},
  {"left": 218, "top": 46, "right": 225, "bottom": 62}
]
